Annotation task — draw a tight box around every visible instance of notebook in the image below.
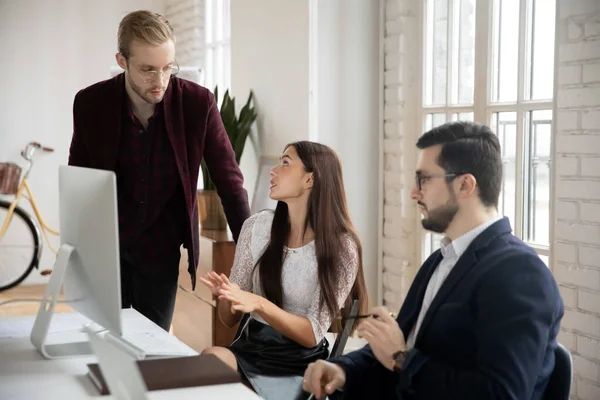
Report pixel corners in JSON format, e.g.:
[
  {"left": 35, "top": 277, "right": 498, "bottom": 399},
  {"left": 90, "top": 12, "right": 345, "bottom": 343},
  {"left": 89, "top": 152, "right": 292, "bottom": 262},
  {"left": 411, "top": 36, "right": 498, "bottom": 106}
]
[{"left": 87, "top": 354, "right": 241, "bottom": 395}]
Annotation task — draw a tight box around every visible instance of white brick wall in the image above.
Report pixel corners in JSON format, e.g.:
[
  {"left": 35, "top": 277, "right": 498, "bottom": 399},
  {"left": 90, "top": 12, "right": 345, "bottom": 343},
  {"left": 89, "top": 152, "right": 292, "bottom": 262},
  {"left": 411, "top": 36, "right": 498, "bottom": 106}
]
[
  {"left": 165, "top": 0, "right": 204, "bottom": 68},
  {"left": 380, "top": 0, "right": 421, "bottom": 312},
  {"left": 554, "top": 1, "right": 600, "bottom": 398}
]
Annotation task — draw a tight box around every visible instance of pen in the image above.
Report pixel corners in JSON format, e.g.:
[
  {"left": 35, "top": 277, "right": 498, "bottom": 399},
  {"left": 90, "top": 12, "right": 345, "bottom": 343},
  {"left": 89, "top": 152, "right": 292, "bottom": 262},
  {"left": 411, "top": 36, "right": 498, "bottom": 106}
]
[{"left": 337, "top": 311, "right": 398, "bottom": 320}]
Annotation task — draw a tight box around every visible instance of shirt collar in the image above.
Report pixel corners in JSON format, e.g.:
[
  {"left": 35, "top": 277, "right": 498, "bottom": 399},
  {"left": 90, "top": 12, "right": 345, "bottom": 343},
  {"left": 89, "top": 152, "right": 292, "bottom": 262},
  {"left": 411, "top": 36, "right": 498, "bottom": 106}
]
[
  {"left": 122, "top": 89, "right": 164, "bottom": 123},
  {"left": 440, "top": 216, "right": 503, "bottom": 260}
]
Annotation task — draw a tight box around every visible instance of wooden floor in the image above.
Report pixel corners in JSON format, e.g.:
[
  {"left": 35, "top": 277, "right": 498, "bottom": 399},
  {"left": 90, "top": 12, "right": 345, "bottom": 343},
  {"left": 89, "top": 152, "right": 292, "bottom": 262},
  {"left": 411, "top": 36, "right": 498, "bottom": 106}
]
[
  {"left": 172, "top": 265, "right": 214, "bottom": 353},
  {"left": 0, "top": 284, "right": 73, "bottom": 317}
]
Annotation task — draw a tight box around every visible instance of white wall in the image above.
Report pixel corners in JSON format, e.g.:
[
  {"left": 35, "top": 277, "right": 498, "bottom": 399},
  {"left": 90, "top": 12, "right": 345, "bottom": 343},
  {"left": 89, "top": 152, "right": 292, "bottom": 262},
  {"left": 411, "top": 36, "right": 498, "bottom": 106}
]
[
  {"left": 230, "top": 0, "right": 310, "bottom": 157},
  {"left": 230, "top": 0, "right": 381, "bottom": 304},
  {"left": 0, "top": 0, "right": 165, "bottom": 284},
  {"left": 230, "top": 0, "right": 310, "bottom": 238},
  {"left": 553, "top": 1, "right": 600, "bottom": 398},
  {"left": 313, "top": 0, "right": 381, "bottom": 306}
]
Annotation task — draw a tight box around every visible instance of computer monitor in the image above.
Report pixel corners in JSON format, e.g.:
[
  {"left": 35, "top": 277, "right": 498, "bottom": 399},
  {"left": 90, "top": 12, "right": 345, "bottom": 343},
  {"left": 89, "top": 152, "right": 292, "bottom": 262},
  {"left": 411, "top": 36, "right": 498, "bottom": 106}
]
[{"left": 31, "top": 165, "right": 123, "bottom": 358}]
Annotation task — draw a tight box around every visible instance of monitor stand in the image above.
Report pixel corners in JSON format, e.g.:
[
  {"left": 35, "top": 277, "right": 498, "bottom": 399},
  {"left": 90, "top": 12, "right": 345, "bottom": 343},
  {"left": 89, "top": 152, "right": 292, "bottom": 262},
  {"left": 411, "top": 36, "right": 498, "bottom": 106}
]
[
  {"left": 30, "top": 244, "right": 93, "bottom": 359},
  {"left": 85, "top": 325, "right": 150, "bottom": 400}
]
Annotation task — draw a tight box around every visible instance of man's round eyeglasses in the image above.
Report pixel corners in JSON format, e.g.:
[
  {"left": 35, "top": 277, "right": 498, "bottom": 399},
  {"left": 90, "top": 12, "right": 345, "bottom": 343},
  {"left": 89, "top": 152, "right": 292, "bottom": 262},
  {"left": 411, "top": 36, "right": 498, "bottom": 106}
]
[{"left": 128, "top": 59, "right": 180, "bottom": 83}]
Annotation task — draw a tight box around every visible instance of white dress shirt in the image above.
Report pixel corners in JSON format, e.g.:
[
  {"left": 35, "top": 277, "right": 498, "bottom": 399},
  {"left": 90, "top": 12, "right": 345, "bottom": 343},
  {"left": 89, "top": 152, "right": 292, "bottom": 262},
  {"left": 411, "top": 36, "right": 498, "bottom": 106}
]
[{"left": 405, "top": 217, "right": 503, "bottom": 349}]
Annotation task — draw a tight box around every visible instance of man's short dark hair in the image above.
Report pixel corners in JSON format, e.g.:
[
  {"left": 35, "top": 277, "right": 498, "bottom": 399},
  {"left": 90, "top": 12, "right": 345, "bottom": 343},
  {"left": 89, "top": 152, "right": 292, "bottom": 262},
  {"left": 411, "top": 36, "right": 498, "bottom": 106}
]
[{"left": 416, "top": 121, "right": 503, "bottom": 208}]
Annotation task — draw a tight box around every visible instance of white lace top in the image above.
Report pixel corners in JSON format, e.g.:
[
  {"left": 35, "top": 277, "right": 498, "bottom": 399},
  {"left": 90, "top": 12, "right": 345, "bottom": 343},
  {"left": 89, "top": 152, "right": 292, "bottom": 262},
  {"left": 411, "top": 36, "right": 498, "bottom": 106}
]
[{"left": 229, "top": 210, "right": 359, "bottom": 343}]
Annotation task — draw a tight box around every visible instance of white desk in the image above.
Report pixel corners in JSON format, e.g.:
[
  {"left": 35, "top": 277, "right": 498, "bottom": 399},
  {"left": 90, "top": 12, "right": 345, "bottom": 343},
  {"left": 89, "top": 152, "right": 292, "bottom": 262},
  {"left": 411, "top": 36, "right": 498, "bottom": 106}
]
[{"left": 0, "top": 309, "right": 262, "bottom": 400}]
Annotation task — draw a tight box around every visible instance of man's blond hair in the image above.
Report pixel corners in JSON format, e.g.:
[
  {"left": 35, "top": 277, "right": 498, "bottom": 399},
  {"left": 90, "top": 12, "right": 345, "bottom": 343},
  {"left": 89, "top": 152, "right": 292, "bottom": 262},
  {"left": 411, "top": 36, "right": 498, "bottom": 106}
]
[{"left": 118, "top": 10, "right": 175, "bottom": 59}]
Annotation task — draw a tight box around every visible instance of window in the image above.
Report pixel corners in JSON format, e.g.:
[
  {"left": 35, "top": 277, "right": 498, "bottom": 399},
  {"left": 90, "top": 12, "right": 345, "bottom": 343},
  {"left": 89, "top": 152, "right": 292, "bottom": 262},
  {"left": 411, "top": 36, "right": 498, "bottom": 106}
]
[
  {"left": 420, "top": 0, "right": 556, "bottom": 262},
  {"left": 204, "top": 0, "right": 231, "bottom": 92}
]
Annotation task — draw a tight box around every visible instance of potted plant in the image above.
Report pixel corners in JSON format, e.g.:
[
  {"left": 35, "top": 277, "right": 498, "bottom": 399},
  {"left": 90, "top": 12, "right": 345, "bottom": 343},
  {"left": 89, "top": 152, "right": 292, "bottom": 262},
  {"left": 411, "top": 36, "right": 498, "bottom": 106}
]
[{"left": 198, "top": 86, "right": 258, "bottom": 230}]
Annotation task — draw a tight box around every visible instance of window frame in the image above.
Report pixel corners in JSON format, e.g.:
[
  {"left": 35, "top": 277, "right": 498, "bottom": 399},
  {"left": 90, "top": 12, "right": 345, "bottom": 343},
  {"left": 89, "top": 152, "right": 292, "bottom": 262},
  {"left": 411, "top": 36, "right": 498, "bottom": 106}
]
[
  {"left": 418, "top": 0, "right": 554, "bottom": 261},
  {"left": 204, "top": 0, "right": 231, "bottom": 92}
]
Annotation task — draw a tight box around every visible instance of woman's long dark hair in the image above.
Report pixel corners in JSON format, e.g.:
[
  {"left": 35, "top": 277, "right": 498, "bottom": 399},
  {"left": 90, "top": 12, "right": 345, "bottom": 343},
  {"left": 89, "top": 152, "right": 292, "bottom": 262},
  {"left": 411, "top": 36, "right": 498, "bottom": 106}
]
[{"left": 255, "top": 141, "right": 368, "bottom": 333}]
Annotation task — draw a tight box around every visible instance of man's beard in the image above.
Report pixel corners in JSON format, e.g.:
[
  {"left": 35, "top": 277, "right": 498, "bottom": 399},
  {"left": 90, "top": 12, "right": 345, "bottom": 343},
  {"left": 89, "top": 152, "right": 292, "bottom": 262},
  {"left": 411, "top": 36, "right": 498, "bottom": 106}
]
[
  {"left": 127, "top": 71, "right": 164, "bottom": 104},
  {"left": 420, "top": 195, "right": 459, "bottom": 234}
]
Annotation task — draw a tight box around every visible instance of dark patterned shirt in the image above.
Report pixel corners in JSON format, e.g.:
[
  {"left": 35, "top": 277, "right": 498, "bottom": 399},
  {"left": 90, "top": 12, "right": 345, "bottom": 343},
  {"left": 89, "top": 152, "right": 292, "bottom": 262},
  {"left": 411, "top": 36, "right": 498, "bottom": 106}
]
[{"left": 115, "top": 100, "right": 187, "bottom": 274}]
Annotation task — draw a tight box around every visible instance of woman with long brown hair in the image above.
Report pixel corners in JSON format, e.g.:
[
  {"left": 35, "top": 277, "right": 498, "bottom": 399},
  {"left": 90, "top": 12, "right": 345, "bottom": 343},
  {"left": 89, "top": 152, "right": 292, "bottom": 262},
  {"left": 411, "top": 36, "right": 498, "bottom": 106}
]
[{"left": 200, "top": 141, "right": 367, "bottom": 393}]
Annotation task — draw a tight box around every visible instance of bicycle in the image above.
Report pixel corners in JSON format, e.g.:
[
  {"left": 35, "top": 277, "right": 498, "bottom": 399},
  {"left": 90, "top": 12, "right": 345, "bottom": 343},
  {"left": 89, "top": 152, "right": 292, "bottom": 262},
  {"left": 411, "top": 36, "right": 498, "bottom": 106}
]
[{"left": 0, "top": 142, "right": 59, "bottom": 292}]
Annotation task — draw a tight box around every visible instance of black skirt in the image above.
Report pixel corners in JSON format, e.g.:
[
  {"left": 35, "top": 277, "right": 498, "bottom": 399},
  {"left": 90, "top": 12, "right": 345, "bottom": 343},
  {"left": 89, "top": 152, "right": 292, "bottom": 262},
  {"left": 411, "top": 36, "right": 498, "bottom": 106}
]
[{"left": 229, "top": 315, "right": 329, "bottom": 399}]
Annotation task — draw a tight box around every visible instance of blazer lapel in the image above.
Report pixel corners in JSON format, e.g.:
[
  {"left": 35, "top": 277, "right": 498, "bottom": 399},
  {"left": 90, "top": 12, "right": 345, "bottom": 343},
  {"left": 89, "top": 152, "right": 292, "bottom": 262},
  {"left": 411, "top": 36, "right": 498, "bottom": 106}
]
[
  {"left": 93, "top": 74, "right": 125, "bottom": 170},
  {"left": 413, "top": 217, "right": 513, "bottom": 344},
  {"left": 414, "top": 249, "right": 478, "bottom": 344},
  {"left": 162, "top": 79, "right": 190, "bottom": 205},
  {"left": 399, "top": 252, "right": 443, "bottom": 337}
]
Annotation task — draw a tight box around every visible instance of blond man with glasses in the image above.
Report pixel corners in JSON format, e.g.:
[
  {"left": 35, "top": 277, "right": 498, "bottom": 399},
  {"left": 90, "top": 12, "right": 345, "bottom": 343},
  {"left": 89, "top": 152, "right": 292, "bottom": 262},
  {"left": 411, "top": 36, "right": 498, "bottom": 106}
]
[{"left": 68, "top": 10, "right": 250, "bottom": 331}]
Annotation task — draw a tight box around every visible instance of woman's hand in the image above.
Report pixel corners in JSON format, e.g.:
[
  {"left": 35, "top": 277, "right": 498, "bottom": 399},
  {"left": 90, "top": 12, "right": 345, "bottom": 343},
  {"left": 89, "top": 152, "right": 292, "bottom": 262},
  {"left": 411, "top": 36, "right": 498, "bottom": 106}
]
[
  {"left": 218, "top": 275, "right": 264, "bottom": 314},
  {"left": 199, "top": 271, "right": 228, "bottom": 296}
]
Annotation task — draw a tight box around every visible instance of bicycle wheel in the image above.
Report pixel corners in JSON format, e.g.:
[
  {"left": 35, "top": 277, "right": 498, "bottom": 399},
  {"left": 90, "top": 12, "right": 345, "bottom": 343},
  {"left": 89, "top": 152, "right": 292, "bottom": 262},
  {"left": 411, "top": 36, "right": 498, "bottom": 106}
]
[{"left": 0, "top": 200, "right": 42, "bottom": 292}]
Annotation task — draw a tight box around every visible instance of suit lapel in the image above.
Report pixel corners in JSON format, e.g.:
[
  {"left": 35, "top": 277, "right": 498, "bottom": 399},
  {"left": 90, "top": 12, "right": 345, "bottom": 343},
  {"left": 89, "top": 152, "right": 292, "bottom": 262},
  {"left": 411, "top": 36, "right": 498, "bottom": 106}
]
[
  {"left": 413, "top": 217, "right": 512, "bottom": 344},
  {"left": 399, "top": 252, "right": 443, "bottom": 337},
  {"left": 162, "top": 79, "right": 190, "bottom": 208},
  {"left": 414, "top": 249, "right": 478, "bottom": 344},
  {"left": 164, "top": 79, "right": 188, "bottom": 172},
  {"left": 99, "top": 74, "right": 125, "bottom": 170}
]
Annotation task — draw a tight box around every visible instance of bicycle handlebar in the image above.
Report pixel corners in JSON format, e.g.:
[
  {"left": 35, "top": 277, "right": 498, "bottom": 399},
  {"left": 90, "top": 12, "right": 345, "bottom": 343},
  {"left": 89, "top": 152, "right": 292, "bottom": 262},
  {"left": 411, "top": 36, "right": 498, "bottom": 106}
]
[{"left": 21, "top": 142, "right": 54, "bottom": 161}]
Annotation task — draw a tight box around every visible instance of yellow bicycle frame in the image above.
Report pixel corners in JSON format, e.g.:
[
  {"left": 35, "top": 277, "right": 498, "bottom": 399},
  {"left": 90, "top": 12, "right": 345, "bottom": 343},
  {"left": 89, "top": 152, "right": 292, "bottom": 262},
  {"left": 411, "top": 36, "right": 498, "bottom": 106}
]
[{"left": 0, "top": 179, "right": 59, "bottom": 254}]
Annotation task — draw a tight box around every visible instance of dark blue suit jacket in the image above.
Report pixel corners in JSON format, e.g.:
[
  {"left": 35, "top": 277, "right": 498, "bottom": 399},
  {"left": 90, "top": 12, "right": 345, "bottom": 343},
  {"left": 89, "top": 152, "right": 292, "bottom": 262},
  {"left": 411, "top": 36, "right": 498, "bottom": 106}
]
[{"left": 332, "top": 218, "right": 564, "bottom": 399}]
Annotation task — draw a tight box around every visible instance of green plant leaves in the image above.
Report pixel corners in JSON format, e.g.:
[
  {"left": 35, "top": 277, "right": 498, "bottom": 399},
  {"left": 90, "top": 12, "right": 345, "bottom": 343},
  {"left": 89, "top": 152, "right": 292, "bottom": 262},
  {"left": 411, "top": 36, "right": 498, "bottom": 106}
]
[{"left": 201, "top": 86, "right": 258, "bottom": 191}]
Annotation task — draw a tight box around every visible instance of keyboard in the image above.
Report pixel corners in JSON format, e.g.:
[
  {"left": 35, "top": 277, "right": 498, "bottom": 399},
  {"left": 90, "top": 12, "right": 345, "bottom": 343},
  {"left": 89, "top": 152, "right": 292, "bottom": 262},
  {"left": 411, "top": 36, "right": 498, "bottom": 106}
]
[{"left": 105, "top": 331, "right": 195, "bottom": 359}]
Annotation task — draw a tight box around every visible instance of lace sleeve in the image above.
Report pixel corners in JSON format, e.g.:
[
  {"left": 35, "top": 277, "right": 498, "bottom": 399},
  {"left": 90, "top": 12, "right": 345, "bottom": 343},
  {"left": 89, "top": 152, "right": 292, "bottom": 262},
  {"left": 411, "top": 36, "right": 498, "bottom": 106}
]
[
  {"left": 228, "top": 213, "right": 259, "bottom": 291},
  {"left": 306, "top": 235, "right": 359, "bottom": 343}
]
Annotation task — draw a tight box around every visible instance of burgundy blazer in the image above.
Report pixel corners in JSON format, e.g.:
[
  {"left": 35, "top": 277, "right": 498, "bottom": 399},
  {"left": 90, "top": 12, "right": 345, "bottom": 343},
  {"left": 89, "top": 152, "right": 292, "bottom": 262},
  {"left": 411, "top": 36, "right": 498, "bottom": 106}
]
[{"left": 68, "top": 73, "right": 250, "bottom": 288}]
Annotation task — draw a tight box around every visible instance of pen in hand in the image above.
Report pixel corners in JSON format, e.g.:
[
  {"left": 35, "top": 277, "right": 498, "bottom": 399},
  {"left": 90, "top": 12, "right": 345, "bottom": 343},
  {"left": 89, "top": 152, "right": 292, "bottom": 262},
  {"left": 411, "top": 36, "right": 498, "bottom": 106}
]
[
  {"left": 336, "top": 311, "right": 398, "bottom": 320},
  {"left": 306, "top": 312, "right": 397, "bottom": 399}
]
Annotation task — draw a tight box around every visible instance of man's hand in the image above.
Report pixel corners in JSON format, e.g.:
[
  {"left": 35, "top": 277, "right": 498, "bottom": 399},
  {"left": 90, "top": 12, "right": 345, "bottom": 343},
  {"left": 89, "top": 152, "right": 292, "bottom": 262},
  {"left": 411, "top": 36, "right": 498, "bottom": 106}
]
[
  {"left": 303, "top": 360, "right": 346, "bottom": 399},
  {"left": 218, "top": 275, "right": 263, "bottom": 314},
  {"left": 357, "top": 306, "right": 406, "bottom": 371}
]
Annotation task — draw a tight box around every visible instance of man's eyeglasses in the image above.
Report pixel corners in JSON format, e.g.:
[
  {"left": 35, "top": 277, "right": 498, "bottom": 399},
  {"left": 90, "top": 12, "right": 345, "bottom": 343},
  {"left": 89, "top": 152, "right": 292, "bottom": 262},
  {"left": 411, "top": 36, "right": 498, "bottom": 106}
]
[
  {"left": 128, "top": 59, "right": 180, "bottom": 83},
  {"left": 415, "top": 172, "right": 464, "bottom": 191}
]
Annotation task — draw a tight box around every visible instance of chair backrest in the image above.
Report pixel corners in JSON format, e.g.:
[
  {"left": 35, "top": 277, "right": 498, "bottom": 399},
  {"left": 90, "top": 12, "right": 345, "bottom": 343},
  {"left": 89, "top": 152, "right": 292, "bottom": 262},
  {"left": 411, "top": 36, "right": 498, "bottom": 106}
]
[
  {"left": 329, "top": 299, "right": 360, "bottom": 359},
  {"left": 234, "top": 300, "right": 360, "bottom": 400},
  {"left": 232, "top": 312, "right": 252, "bottom": 344},
  {"left": 543, "top": 342, "right": 572, "bottom": 400}
]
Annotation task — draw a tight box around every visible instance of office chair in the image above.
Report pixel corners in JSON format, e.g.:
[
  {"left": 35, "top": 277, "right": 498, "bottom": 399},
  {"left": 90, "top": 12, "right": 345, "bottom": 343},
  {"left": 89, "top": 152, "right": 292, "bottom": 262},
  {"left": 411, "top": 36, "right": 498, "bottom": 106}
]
[
  {"left": 304, "top": 298, "right": 361, "bottom": 400},
  {"left": 329, "top": 299, "right": 361, "bottom": 359},
  {"left": 543, "top": 342, "right": 573, "bottom": 400},
  {"left": 230, "top": 299, "right": 360, "bottom": 400}
]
